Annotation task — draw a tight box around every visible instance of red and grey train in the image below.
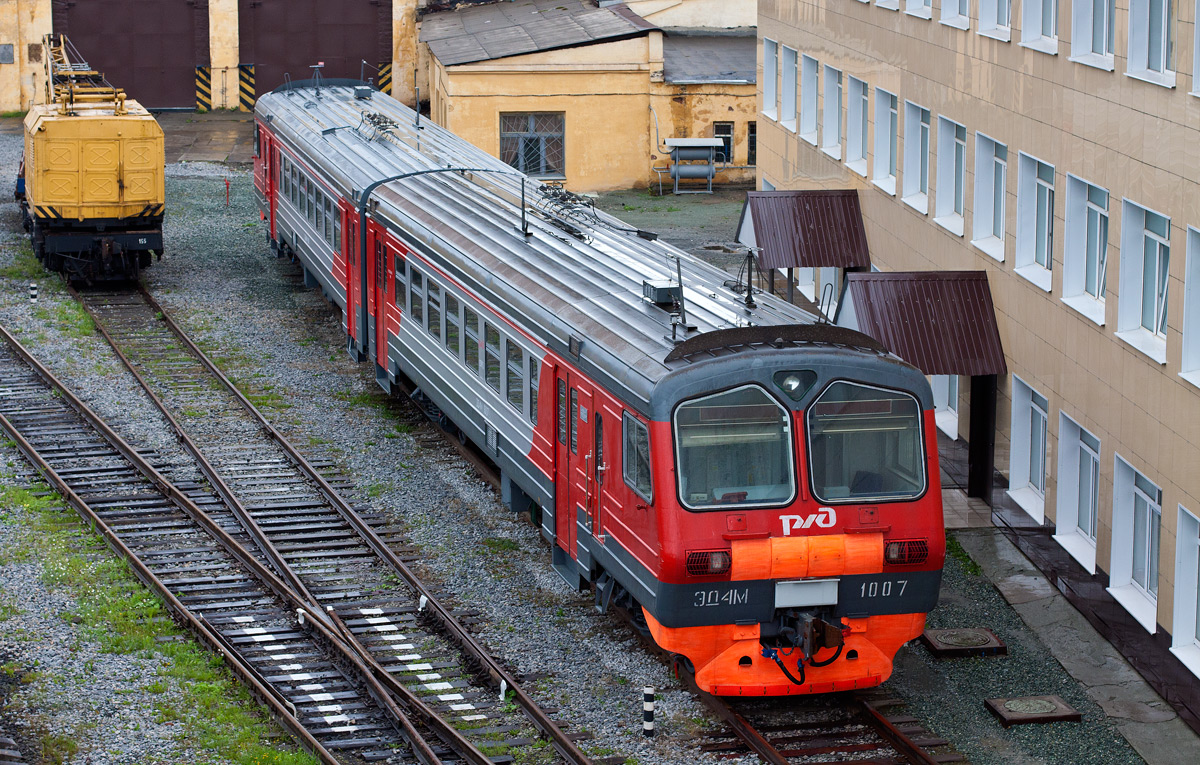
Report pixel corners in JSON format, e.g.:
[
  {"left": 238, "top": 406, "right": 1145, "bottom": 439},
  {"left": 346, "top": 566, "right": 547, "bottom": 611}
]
[{"left": 252, "top": 81, "right": 945, "bottom": 696}]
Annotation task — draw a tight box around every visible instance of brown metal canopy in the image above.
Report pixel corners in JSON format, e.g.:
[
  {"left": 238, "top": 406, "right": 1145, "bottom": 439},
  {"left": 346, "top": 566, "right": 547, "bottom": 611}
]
[
  {"left": 839, "top": 271, "right": 1007, "bottom": 377},
  {"left": 742, "top": 189, "right": 870, "bottom": 270}
]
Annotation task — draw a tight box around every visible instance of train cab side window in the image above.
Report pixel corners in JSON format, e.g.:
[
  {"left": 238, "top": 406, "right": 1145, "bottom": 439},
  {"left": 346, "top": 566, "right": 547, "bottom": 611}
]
[
  {"left": 622, "top": 412, "right": 652, "bottom": 501},
  {"left": 528, "top": 358, "right": 539, "bottom": 426},
  {"left": 445, "top": 294, "right": 460, "bottom": 355},
  {"left": 427, "top": 282, "right": 442, "bottom": 341},
  {"left": 595, "top": 413, "right": 604, "bottom": 483},
  {"left": 570, "top": 389, "right": 579, "bottom": 454},
  {"left": 464, "top": 308, "right": 480, "bottom": 372},
  {"left": 807, "top": 381, "right": 926, "bottom": 503},
  {"left": 506, "top": 341, "right": 524, "bottom": 412},
  {"left": 484, "top": 323, "right": 501, "bottom": 391},
  {"left": 394, "top": 254, "right": 406, "bottom": 311},
  {"left": 557, "top": 380, "right": 567, "bottom": 444},
  {"left": 410, "top": 270, "right": 424, "bottom": 324},
  {"left": 254, "top": 123, "right": 260, "bottom": 157}
]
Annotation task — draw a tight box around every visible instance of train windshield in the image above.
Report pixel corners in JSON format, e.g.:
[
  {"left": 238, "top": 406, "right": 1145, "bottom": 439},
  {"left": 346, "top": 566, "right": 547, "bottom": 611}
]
[
  {"left": 674, "top": 385, "right": 795, "bottom": 509},
  {"left": 807, "top": 382, "right": 925, "bottom": 503}
]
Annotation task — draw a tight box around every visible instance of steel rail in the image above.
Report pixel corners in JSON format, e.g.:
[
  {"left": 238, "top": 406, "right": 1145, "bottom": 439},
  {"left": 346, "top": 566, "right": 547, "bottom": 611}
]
[
  {"left": 0, "top": 322, "right": 458, "bottom": 765},
  {"left": 134, "top": 285, "right": 596, "bottom": 765},
  {"left": 675, "top": 662, "right": 791, "bottom": 765},
  {"left": 856, "top": 696, "right": 941, "bottom": 765}
]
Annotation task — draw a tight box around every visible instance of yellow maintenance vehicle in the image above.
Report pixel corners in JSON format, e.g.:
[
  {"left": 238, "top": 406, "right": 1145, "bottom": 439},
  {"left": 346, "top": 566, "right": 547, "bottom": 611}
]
[{"left": 16, "top": 34, "right": 165, "bottom": 281}]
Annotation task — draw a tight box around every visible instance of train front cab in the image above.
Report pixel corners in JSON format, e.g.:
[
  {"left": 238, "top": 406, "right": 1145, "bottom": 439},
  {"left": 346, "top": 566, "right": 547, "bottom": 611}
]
[{"left": 617, "top": 346, "right": 946, "bottom": 696}]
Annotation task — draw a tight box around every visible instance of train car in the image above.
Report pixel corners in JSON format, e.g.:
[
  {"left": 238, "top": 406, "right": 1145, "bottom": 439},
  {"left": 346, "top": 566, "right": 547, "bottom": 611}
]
[
  {"left": 17, "top": 35, "right": 164, "bottom": 282},
  {"left": 253, "top": 80, "right": 945, "bottom": 696}
]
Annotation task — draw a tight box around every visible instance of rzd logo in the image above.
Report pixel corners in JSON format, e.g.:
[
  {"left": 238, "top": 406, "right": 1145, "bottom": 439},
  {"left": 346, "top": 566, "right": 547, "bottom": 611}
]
[{"left": 780, "top": 507, "right": 836, "bottom": 535}]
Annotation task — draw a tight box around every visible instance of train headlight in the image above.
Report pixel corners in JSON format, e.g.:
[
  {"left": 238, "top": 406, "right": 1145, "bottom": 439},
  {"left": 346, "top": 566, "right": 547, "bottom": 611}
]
[
  {"left": 686, "top": 550, "right": 732, "bottom": 577},
  {"left": 773, "top": 370, "right": 818, "bottom": 401}
]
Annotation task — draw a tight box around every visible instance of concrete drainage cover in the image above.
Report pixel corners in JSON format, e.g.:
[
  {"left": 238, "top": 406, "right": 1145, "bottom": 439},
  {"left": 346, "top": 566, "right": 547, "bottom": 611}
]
[
  {"left": 985, "top": 695, "right": 1082, "bottom": 727},
  {"left": 920, "top": 628, "right": 1008, "bottom": 657}
]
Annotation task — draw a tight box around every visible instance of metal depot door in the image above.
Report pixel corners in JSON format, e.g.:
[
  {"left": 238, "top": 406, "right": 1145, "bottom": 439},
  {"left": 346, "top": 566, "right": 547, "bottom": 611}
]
[
  {"left": 239, "top": 0, "right": 391, "bottom": 95},
  {"left": 555, "top": 369, "right": 595, "bottom": 560},
  {"left": 52, "top": 0, "right": 207, "bottom": 108}
]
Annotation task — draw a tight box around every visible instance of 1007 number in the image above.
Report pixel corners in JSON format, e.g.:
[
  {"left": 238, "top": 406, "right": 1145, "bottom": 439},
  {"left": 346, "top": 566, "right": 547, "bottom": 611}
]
[{"left": 860, "top": 579, "right": 907, "bottom": 598}]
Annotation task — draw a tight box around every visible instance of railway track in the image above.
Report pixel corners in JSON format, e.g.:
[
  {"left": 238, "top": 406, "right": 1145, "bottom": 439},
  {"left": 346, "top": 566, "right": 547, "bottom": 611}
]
[{"left": 37, "top": 285, "right": 597, "bottom": 765}]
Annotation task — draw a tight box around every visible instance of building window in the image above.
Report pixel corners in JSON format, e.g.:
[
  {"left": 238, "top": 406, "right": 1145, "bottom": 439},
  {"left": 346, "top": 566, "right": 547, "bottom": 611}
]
[
  {"left": 877, "top": 0, "right": 901, "bottom": 10},
  {"left": 780, "top": 46, "right": 797, "bottom": 130},
  {"left": 1071, "top": 0, "right": 1116, "bottom": 65},
  {"left": 499, "top": 113, "right": 565, "bottom": 177},
  {"left": 932, "top": 374, "right": 959, "bottom": 438},
  {"left": 1183, "top": 227, "right": 1200, "bottom": 386},
  {"left": 906, "top": 0, "right": 933, "bottom": 17},
  {"left": 821, "top": 65, "right": 842, "bottom": 159},
  {"left": 1054, "top": 414, "right": 1101, "bottom": 572},
  {"left": 902, "top": 101, "right": 930, "bottom": 213},
  {"left": 972, "top": 134, "right": 1007, "bottom": 260},
  {"left": 1022, "top": 0, "right": 1058, "bottom": 51},
  {"left": 980, "top": 0, "right": 1012, "bottom": 39},
  {"left": 872, "top": 89, "right": 898, "bottom": 195},
  {"left": 714, "top": 122, "right": 734, "bottom": 163},
  {"left": 799, "top": 55, "right": 819, "bottom": 142},
  {"left": 1195, "top": 0, "right": 1200, "bottom": 95},
  {"left": 1016, "top": 153, "right": 1055, "bottom": 291},
  {"left": 1062, "top": 175, "right": 1109, "bottom": 324},
  {"left": 1118, "top": 201, "right": 1171, "bottom": 362},
  {"left": 747, "top": 122, "right": 757, "bottom": 166},
  {"left": 941, "top": 0, "right": 970, "bottom": 27},
  {"left": 763, "top": 39, "right": 779, "bottom": 119},
  {"left": 934, "top": 117, "right": 967, "bottom": 234},
  {"left": 1110, "top": 457, "right": 1161, "bottom": 632},
  {"left": 1171, "top": 505, "right": 1200, "bottom": 677},
  {"left": 846, "top": 77, "right": 869, "bottom": 175},
  {"left": 1008, "top": 376, "right": 1049, "bottom": 522},
  {"left": 1128, "top": 0, "right": 1176, "bottom": 83}
]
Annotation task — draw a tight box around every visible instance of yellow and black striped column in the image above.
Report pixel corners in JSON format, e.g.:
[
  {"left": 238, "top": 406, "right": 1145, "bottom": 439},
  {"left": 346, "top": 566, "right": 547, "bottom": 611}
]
[
  {"left": 195, "top": 66, "right": 212, "bottom": 111},
  {"left": 377, "top": 62, "right": 392, "bottom": 94},
  {"left": 238, "top": 64, "right": 256, "bottom": 111}
]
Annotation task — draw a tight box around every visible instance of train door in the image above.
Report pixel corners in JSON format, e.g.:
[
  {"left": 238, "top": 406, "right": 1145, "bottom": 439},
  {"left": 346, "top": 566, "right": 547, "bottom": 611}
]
[
  {"left": 268, "top": 144, "right": 279, "bottom": 241},
  {"left": 374, "top": 232, "right": 389, "bottom": 365},
  {"left": 346, "top": 213, "right": 359, "bottom": 346},
  {"left": 555, "top": 368, "right": 596, "bottom": 560}
]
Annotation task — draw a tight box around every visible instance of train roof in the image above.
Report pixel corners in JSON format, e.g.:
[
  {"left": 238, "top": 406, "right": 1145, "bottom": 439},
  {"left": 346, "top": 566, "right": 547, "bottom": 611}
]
[{"left": 256, "top": 81, "right": 828, "bottom": 399}]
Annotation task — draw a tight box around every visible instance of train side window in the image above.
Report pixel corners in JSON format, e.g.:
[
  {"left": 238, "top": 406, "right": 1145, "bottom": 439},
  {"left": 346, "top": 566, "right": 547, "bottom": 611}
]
[
  {"left": 324, "top": 198, "right": 333, "bottom": 245},
  {"left": 595, "top": 412, "right": 604, "bottom": 483},
  {"left": 484, "top": 323, "right": 501, "bottom": 391},
  {"left": 410, "top": 270, "right": 424, "bottom": 324},
  {"left": 307, "top": 181, "right": 315, "bottom": 224},
  {"left": 281, "top": 159, "right": 290, "bottom": 199},
  {"left": 393, "top": 253, "right": 406, "bottom": 311},
  {"left": 427, "top": 282, "right": 442, "bottom": 340},
  {"left": 528, "top": 358, "right": 539, "bottom": 425},
  {"left": 569, "top": 389, "right": 579, "bottom": 454},
  {"left": 315, "top": 193, "right": 324, "bottom": 237},
  {"left": 333, "top": 203, "right": 341, "bottom": 251},
  {"left": 445, "top": 294, "right": 460, "bottom": 355},
  {"left": 464, "top": 308, "right": 480, "bottom": 372},
  {"left": 506, "top": 341, "right": 524, "bottom": 412},
  {"left": 557, "top": 379, "right": 567, "bottom": 445},
  {"left": 289, "top": 166, "right": 297, "bottom": 206},
  {"left": 622, "top": 412, "right": 652, "bottom": 501}
]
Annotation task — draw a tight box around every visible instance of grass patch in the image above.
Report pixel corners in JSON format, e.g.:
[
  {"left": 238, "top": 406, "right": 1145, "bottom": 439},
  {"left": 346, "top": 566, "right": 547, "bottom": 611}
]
[
  {"left": 482, "top": 538, "right": 520, "bottom": 553},
  {"left": 0, "top": 240, "right": 51, "bottom": 284},
  {"left": 0, "top": 110, "right": 28, "bottom": 119},
  {"left": 38, "top": 732, "right": 78, "bottom": 764},
  {"left": 0, "top": 597, "right": 22, "bottom": 621},
  {"left": 945, "top": 535, "right": 982, "bottom": 576}
]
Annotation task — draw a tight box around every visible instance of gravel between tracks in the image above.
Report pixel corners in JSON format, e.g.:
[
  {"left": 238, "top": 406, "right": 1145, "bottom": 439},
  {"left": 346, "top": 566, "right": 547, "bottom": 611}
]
[{"left": 0, "top": 116, "right": 1150, "bottom": 765}]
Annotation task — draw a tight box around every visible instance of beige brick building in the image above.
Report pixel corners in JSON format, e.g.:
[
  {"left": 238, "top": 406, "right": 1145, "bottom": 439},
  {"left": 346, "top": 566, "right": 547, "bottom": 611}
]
[{"left": 756, "top": 0, "right": 1200, "bottom": 682}]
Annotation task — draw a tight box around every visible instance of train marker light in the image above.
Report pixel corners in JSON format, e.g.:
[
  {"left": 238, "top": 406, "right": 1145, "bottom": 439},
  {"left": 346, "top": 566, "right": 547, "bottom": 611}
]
[
  {"left": 686, "top": 550, "right": 732, "bottom": 576},
  {"left": 884, "top": 539, "right": 930, "bottom": 566}
]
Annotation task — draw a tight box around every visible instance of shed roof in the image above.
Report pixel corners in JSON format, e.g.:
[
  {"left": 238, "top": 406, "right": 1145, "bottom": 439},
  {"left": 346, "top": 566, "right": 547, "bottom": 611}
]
[
  {"left": 738, "top": 190, "right": 871, "bottom": 271},
  {"left": 837, "top": 271, "right": 1007, "bottom": 377},
  {"left": 421, "top": 0, "right": 656, "bottom": 66},
  {"left": 662, "top": 35, "right": 756, "bottom": 83}
]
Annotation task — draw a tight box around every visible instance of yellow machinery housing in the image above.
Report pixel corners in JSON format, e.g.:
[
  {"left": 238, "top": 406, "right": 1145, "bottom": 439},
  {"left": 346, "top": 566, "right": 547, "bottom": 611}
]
[{"left": 17, "top": 35, "right": 165, "bottom": 281}]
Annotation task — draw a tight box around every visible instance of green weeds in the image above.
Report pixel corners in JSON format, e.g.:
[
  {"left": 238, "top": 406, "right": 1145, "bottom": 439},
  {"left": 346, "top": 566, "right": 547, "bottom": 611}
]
[{"left": 945, "top": 535, "right": 982, "bottom": 576}]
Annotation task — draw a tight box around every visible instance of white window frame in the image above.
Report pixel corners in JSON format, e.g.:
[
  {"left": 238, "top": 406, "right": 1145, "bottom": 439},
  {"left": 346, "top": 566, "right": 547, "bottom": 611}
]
[
  {"left": 971, "top": 133, "right": 1007, "bottom": 261},
  {"left": 1117, "top": 200, "right": 1171, "bottom": 364},
  {"left": 979, "top": 0, "right": 1012, "bottom": 40},
  {"left": 846, "top": 76, "right": 869, "bottom": 176},
  {"left": 872, "top": 88, "right": 899, "bottom": 196},
  {"left": 1007, "top": 375, "right": 1048, "bottom": 522},
  {"left": 762, "top": 39, "right": 779, "bottom": 120},
  {"left": 1127, "top": 0, "right": 1177, "bottom": 87},
  {"left": 902, "top": 101, "right": 930, "bottom": 214},
  {"left": 1053, "top": 414, "right": 1100, "bottom": 573},
  {"left": 1170, "top": 505, "right": 1200, "bottom": 677},
  {"left": 1071, "top": 0, "right": 1116, "bottom": 69},
  {"left": 877, "top": 0, "right": 901, "bottom": 10},
  {"left": 1109, "top": 456, "right": 1161, "bottom": 633},
  {"left": 821, "top": 66, "right": 843, "bottom": 159},
  {"left": 1182, "top": 227, "right": 1200, "bottom": 388},
  {"left": 934, "top": 117, "right": 967, "bottom": 236},
  {"left": 1015, "top": 153, "right": 1055, "bottom": 291},
  {"left": 780, "top": 46, "right": 798, "bottom": 131},
  {"left": 941, "top": 0, "right": 971, "bottom": 29},
  {"left": 799, "top": 54, "right": 819, "bottom": 143},
  {"left": 932, "top": 375, "right": 959, "bottom": 438},
  {"left": 1194, "top": 0, "right": 1200, "bottom": 95},
  {"left": 906, "top": 0, "right": 933, "bottom": 18},
  {"left": 1062, "top": 174, "right": 1109, "bottom": 325},
  {"left": 1021, "top": 0, "right": 1059, "bottom": 54}
]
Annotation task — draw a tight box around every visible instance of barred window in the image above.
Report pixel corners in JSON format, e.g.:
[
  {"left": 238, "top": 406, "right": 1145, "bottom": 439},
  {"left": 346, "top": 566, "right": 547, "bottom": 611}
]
[
  {"left": 528, "top": 358, "right": 539, "bottom": 425},
  {"left": 445, "top": 294, "right": 460, "bottom": 356},
  {"left": 410, "top": 270, "right": 424, "bottom": 324},
  {"left": 506, "top": 341, "right": 524, "bottom": 412},
  {"left": 484, "top": 323, "right": 501, "bottom": 391},
  {"left": 499, "top": 113, "right": 565, "bottom": 177},
  {"left": 557, "top": 379, "right": 567, "bottom": 445},
  {"left": 570, "top": 388, "right": 579, "bottom": 454},
  {"left": 427, "top": 282, "right": 442, "bottom": 341},
  {"left": 464, "top": 307, "right": 480, "bottom": 372},
  {"left": 394, "top": 253, "right": 406, "bottom": 311}
]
